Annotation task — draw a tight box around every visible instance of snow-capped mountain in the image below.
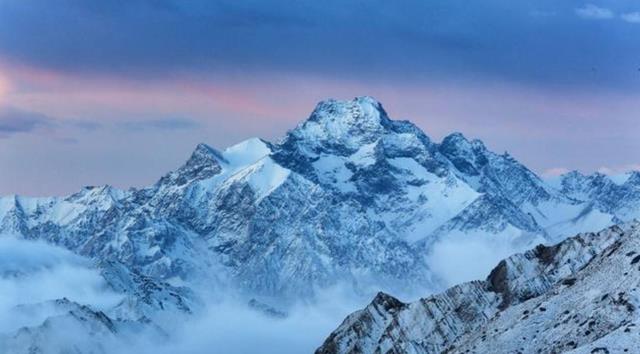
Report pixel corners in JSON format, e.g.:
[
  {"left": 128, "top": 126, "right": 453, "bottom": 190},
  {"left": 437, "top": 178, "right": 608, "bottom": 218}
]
[
  {"left": 0, "top": 97, "right": 639, "bottom": 353},
  {"left": 0, "top": 97, "right": 637, "bottom": 301},
  {"left": 316, "top": 221, "right": 640, "bottom": 354}
]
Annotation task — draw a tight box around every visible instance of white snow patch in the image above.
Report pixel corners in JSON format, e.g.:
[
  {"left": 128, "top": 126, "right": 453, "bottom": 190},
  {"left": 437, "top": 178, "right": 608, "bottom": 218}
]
[
  {"left": 222, "top": 138, "right": 271, "bottom": 167},
  {"left": 226, "top": 157, "right": 291, "bottom": 200},
  {"left": 610, "top": 172, "right": 633, "bottom": 185},
  {"left": 387, "top": 158, "right": 480, "bottom": 240},
  {"left": 49, "top": 201, "right": 85, "bottom": 225},
  {"left": 545, "top": 207, "right": 614, "bottom": 242},
  {"left": 524, "top": 199, "right": 588, "bottom": 229},
  {"left": 312, "top": 155, "right": 355, "bottom": 192},
  {"left": 349, "top": 141, "right": 378, "bottom": 167}
]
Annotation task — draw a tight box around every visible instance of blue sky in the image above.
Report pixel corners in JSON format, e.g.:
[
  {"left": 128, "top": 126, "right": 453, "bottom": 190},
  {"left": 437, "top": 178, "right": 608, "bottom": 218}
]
[{"left": 0, "top": 0, "right": 639, "bottom": 195}]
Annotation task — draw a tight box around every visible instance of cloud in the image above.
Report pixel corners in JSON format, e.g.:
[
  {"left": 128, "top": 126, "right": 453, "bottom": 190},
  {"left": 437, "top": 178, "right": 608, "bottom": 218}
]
[
  {"left": 67, "top": 119, "right": 103, "bottom": 131},
  {"left": 0, "top": 0, "right": 639, "bottom": 90},
  {"left": 529, "top": 10, "right": 557, "bottom": 18},
  {"left": 0, "top": 236, "right": 121, "bottom": 334},
  {"left": 0, "top": 73, "right": 9, "bottom": 104},
  {"left": 541, "top": 167, "right": 571, "bottom": 177},
  {"left": 575, "top": 4, "right": 615, "bottom": 20},
  {"left": 0, "top": 106, "right": 198, "bottom": 139},
  {"left": 0, "top": 107, "right": 55, "bottom": 138},
  {"left": 621, "top": 12, "right": 640, "bottom": 23},
  {"left": 120, "top": 285, "right": 369, "bottom": 354},
  {"left": 597, "top": 163, "right": 640, "bottom": 175},
  {"left": 0, "top": 240, "right": 370, "bottom": 354},
  {"left": 117, "top": 117, "right": 200, "bottom": 132},
  {"left": 426, "top": 231, "right": 545, "bottom": 287},
  {"left": 0, "top": 107, "right": 104, "bottom": 139}
]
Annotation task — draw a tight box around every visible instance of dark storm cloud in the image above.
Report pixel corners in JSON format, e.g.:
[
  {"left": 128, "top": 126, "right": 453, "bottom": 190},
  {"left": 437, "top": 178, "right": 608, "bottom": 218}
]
[{"left": 0, "top": 0, "right": 639, "bottom": 90}]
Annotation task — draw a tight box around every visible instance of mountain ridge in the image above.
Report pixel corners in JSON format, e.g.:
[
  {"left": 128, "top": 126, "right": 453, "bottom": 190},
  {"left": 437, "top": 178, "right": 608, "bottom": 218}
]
[
  {"left": 1, "top": 97, "right": 638, "bottom": 300},
  {"left": 316, "top": 221, "right": 640, "bottom": 354},
  {"left": 1, "top": 96, "right": 639, "bottom": 353}
]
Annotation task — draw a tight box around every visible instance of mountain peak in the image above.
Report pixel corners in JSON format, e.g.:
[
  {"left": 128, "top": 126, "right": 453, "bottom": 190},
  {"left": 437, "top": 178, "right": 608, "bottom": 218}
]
[
  {"left": 440, "top": 132, "right": 487, "bottom": 153},
  {"left": 192, "top": 143, "right": 227, "bottom": 164},
  {"left": 157, "top": 143, "right": 226, "bottom": 186},
  {"left": 561, "top": 170, "right": 586, "bottom": 179},
  {"left": 286, "top": 96, "right": 394, "bottom": 155},
  {"left": 306, "top": 96, "right": 390, "bottom": 129},
  {"left": 439, "top": 132, "right": 489, "bottom": 176}
]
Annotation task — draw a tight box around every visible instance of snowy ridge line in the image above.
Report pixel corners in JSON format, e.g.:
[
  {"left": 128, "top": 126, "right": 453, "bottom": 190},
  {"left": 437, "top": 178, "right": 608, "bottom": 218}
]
[{"left": 316, "top": 221, "right": 640, "bottom": 354}]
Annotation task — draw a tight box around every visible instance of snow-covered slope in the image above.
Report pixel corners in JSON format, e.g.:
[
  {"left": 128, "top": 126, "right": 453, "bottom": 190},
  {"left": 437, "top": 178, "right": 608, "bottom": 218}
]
[{"left": 316, "top": 221, "right": 640, "bottom": 354}]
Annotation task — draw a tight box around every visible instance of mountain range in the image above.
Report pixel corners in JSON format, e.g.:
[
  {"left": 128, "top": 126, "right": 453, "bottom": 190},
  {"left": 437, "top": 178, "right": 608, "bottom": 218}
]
[{"left": 0, "top": 96, "right": 638, "bottom": 353}]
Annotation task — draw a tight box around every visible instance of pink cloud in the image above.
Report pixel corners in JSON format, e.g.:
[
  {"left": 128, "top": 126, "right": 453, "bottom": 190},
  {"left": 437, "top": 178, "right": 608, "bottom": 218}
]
[
  {"left": 0, "top": 71, "right": 10, "bottom": 104},
  {"left": 597, "top": 164, "right": 640, "bottom": 175},
  {"left": 541, "top": 167, "right": 572, "bottom": 177}
]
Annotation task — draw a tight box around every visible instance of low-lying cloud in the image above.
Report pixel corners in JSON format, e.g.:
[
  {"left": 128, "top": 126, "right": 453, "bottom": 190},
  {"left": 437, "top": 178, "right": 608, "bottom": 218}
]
[
  {"left": 0, "top": 236, "right": 121, "bottom": 333},
  {"left": 0, "top": 236, "right": 372, "bottom": 354},
  {"left": 426, "top": 231, "right": 545, "bottom": 287},
  {"left": 124, "top": 288, "right": 369, "bottom": 354},
  {"left": 0, "top": 232, "right": 556, "bottom": 353}
]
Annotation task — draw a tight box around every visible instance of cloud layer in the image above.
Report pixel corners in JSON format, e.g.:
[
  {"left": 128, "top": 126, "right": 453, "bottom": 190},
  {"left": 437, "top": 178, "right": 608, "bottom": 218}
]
[
  {"left": 0, "top": 236, "right": 373, "bottom": 354},
  {"left": 0, "top": 237, "right": 121, "bottom": 334},
  {"left": 1, "top": 0, "right": 639, "bottom": 90}
]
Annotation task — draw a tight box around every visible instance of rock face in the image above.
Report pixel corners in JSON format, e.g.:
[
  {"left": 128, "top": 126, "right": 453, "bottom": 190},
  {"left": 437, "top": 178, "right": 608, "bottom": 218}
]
[
  {"left": 316, "top": 221, "right": 640, "bottom": 354},
  {"left": 0, "top": 97, "right": 637, "bottom": 302}
]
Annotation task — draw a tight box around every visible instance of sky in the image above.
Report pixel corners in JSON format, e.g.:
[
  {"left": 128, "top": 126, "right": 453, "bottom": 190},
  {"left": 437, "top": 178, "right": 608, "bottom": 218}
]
[{"left": 0, "top": 0, "right": 639, "bottom": 196}]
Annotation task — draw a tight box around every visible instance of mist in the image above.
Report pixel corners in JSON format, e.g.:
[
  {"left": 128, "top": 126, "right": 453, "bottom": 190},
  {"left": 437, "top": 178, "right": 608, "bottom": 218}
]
[
  {"left": 126, "top": 288, "right": 369, "bottom": 354},
  {"left": 0, "top": 232, "right": 538, "bottom": 353},
  {"left": 0, "top": 236, "right": 373, "bottom": 353},
  {"left": 0, "top": 236, "right": 122, "bottom": 334},
  {"left": 426, "top": 231, "right": 546, "bottom": 287}
]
